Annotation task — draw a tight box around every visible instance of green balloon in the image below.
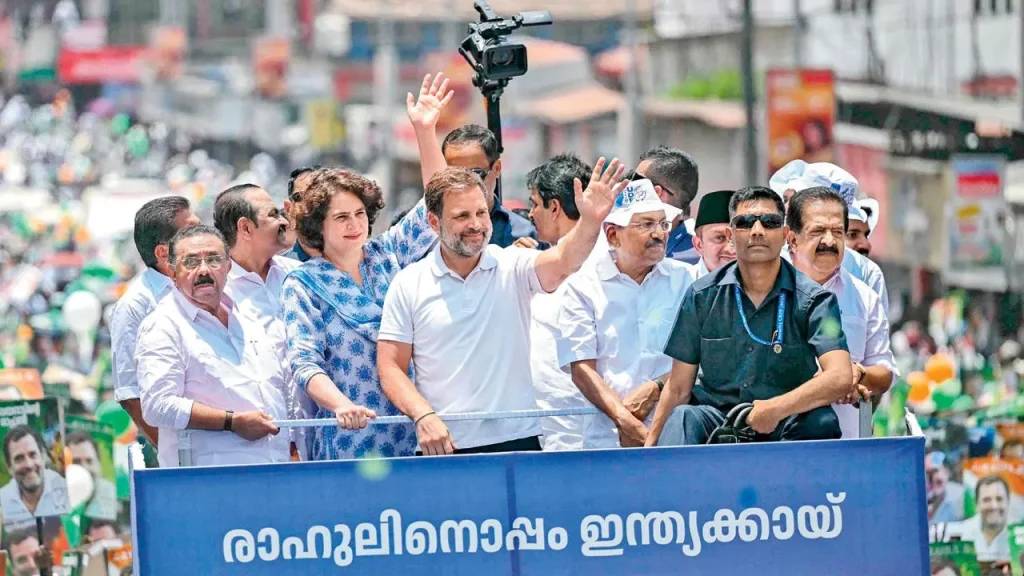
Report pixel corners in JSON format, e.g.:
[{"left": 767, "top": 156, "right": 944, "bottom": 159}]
[
  {"left": 951, "top": 395, "right": 975, "bottom": 412},
  {"left": 111, "top": 114, "right": 130, "bottom": 135},
  {"left": 95, "top": 400, "right": 132, "bottom": 436},
  {"left": 933, "top": 388, "right": 957, "bottom": 411}
]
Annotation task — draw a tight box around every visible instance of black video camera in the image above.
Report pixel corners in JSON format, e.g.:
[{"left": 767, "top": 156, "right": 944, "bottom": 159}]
[{"left": 459, "top": 0, "right": 552, "bottom": 82}]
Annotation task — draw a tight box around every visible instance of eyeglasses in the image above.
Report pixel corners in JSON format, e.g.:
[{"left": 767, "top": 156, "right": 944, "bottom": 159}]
[
  {"left": 627, "top": 220, "right": 672, "bottom": 233},
  {"left": 629, "top": 170, "right": 676, "bottom": 198},
  {"left": 731, "top": 213, "right": 784, "bottom": 230},
  {"left": 470, "top": 167, "right": 492, "bottom": 180},
  {"left": 178, "top": 255, "right": 226, "bottom": 271}
]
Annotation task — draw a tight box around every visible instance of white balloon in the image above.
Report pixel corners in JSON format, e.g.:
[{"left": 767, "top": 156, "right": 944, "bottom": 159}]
[
  {"left": 66, "top": 464, "right": 95, "bottom": 509},
  {"left": 62, "top": 290, "right": 102, "bottom": 334}
]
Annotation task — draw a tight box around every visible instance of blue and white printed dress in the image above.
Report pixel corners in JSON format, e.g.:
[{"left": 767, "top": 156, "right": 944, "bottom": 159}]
[{"left": 282, "top": 199, "right": 436, "bottom": 460}]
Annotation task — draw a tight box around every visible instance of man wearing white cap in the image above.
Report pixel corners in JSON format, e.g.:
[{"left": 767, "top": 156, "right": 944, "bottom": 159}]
[
  {"left": 846, "top": 197, "right": 879, "bottom": 257},
  {"left": 556, "top": 179, "right": 697, "bottom": 449},
  {"left": 769, "top": 160, "right": 889, "bottom": 315}
]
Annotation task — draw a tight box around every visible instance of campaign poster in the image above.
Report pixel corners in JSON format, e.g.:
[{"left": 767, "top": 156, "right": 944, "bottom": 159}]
[
  {"left": 960, "top": 458, "right": 1024, "bottom": 547},
  {"left": 765, "top": 68, "right": 836, "bottom": 174},
  {"left": 3, "top": 516, "right": 68, "bottom": 574},
  {"left": 930, "top": 541, "right": 983, "bottom": 576},
  {"left": 945, "top": 155, "right": 1009, "bottom": 292},
  {"left": 65, "top": 417, "right": 117, "bottom": 521},
  {"left": 0, "top": 369, "right": 43, "bottom": 401},
  {"left": 0, "top": 399, "right": 68, "bottom": 524},
  {"left": 1009, "top": 522, "right": 1024, "bottom": 575}
]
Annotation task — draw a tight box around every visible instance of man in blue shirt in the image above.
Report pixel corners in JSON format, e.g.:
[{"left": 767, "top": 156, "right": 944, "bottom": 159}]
[
  {"left": 645, "top": 186, "right": 852, "bottom": 446},
  {"left": 631, "top": 146, "right": 700, "bottom": 264},
  {"left": 440, "top": 125, "right": 538, "bottom": 247}
]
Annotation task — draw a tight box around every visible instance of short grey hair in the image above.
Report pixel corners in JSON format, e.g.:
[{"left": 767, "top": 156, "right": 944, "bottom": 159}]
[{"left": 168, "top": 225, "right": 228, "bottom": 266}]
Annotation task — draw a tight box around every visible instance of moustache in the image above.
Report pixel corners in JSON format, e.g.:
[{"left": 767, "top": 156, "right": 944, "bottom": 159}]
[
  {"left": 816, "top": 244, "right": 839, "bottom": 255},
  {"left": 746, "top": 239, "right": 769, "bottom": 247},
  {"left": 194, "top": 275, "right": 215, "bottom": 287},
  {"left": 462, "top": 228, "right": 487, "bottom": 238},
  {"left": 645, "top": 239, "right": 666, "bottom": 249}
]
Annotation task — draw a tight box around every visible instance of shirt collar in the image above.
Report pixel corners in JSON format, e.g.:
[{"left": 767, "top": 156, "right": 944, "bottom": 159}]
[
  {"left": 142, "top": 268, "right": 173, "bottom": 299},
  {"left": 717, "top": 259, "right": 796, "bottom": 294},
  {"left": 171, "top": 287, "right": 235, "bottom": 322},
  {"left": 596, "top": 248, "right": 673, "bottom": 282},
  {"left": 228, "top": 256, "right": 284, "bottom": 284},
  {"left": 428, "top": 244, "right": 498, "bottom": 278},
  {"left": 822, "top": 267, "right": 846, "bottom": 291}
]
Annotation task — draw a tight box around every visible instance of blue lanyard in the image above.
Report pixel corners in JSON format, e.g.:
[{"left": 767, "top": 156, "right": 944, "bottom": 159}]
[{"left": 733, "top": 285, "right": 786, "bottom": 353}]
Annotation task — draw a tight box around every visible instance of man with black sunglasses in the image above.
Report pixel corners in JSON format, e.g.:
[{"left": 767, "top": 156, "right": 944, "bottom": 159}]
[{"left": 645, "top": 186, "right": 852, "bottom": 446}]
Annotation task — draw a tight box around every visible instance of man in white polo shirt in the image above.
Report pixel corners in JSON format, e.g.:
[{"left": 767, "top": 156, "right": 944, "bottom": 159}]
[
  {"left": 557, "top": 179, "right": 696, "bottom": 449},
  {"left": 378, "top": 160, "right": 626, "bottom": 455},
  {"left": 786, "top": 187, "right": 895, "bottom": 438}
]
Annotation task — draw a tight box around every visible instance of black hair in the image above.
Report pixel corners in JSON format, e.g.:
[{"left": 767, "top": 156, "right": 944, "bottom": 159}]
[
  {"left": 168, "top": 225, "right": 229, "bottom": 267},
  {"left": 390, "top": 209, "right": 410, "bottom": 228},
  {"left": 729, "top": 186, "right": 785, "bottom": 218},
  {"left": 213, "top": 184, "right": 261, "bottom": 248},
  {"left": 288, "top": 165, "right": 322, "bottom": 201},
  {"left": 66, "top": 430, "right": 98, "bottom": 453},
  {"left": 2, "top": 425, "right": 44, "bottom": 467},
  {"left": 531, "top": 153, "right": 591, "bottom": 221},
  {"left": 786, "top": 186, "right": 849, "bottom": 234},
  {"left": 976, "top": 474, "right": 1010, "bottom": 502},
  {"left": 639, "top": 146, "right": 699, "bottom": 213},
  {"left": 6, "top": 529, "right": 38, "bottom": 552},
  {"left": 441, "top": 125, "right": 501, "bottom": 165},
  {"left": 133, "top": 196, "right": 192, "bottom": 269}
]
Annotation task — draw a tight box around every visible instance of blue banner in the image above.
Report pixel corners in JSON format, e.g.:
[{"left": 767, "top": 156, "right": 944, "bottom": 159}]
[{"left": 132, "top": 438, "right": 928, "bottom": 575}]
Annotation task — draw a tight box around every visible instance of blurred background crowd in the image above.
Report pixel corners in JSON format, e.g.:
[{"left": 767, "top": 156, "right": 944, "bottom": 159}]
[{"left": 0, "top": 0, "right": 1019, "bottom": 574}]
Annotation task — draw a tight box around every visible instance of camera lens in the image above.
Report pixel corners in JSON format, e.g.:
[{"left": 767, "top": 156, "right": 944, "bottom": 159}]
[{"left": 489, "top": 47, "right": 515, "bottom": 67}]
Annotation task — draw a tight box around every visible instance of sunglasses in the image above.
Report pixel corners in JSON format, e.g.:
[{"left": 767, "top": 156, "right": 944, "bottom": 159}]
[
  {"left": 629, "top": 170, "right": 675, "bottom": 197},
  {"left": 470, "top": 167, "right": 492, "bottom": 179},
  {"left": 731, "top": 213, "right": 785, "bottom": 230}
]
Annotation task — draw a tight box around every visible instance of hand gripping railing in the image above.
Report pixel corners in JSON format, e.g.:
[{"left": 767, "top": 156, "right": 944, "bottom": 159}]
[
  {"left": 175, "top": 403, "right": 876, "bottom": 467},
  {"left": 176, "top": 407, "right": 600, "bottom": 467}
]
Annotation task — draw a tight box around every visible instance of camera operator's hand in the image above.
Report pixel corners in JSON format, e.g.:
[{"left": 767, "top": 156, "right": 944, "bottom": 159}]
[{"left": 407, "top": 73, "right": 455, "bottom": 131}]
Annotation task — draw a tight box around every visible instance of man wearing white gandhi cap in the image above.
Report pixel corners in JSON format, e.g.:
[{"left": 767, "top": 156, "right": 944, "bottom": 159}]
[
  {"left": 556, "top": 179, "right": 696, "bottom": 449},
  {"left": 846, "top": 197, "right": 879, "bottom": 257},
  {"left": 769, "top": 160, "right": 889, "bottom": 316}
]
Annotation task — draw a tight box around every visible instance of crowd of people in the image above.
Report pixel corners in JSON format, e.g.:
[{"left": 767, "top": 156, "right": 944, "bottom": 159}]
[
  {"left": 110, "top": 72, "right": 897, "bottom": 469},
  {"left": 0, "top": 69, "right": 1017, "bottom": 574}
]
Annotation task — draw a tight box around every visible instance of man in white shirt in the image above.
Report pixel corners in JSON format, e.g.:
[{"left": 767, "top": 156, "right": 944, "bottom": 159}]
[
  {"left": 956, "top": 476, "right": 1012, "bottom": 562},
  {"left": 110, "top": 196, "right": 200, "bottom": 446},
  {"left": 378, "top": 160, "right": 627, "bottom": 455},
  {"left": 845, "top": 198, "right": 878, "bottom": 257},
  {"left": 786, "top": 187, "right": 895, "bottom": 438},
  {"left": 213, "top": 184, "right": 305, "bottom": 458},
  {"left": 525, "top": 154, "right": 592, "bottom": 450},
  {"left": 0, "top": 426, "right": 67, "bottom": 522},
  {"left": 136, "top": 225, "right": 287, "bottom": 468},
  {"left": 691, "top": 189, "right": 736, "bottom": 279},
  {"left": 769, "top": 160, "right": 890, "bottom": 315},
  {"left": 558, "top": 179, "right": 696, "bottom": 449}
]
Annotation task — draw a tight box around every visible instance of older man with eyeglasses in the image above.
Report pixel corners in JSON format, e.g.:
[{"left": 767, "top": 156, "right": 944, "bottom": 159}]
[
  {"left": 557, "top": 179, "right": 696, "bottom": 449},
  {"left": 135, "top": 225, "right": 289, "bottom": 468}
]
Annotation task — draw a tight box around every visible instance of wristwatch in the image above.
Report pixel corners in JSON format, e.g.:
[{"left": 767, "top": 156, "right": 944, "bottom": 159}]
[{"left": 224, "top": 410, "right": 234, "bottom": 431}]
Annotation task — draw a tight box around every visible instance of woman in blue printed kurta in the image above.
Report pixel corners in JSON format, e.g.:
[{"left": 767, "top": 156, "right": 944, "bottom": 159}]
[{"left": 282, "top": 168, "right": 437, "bottom": 460}]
